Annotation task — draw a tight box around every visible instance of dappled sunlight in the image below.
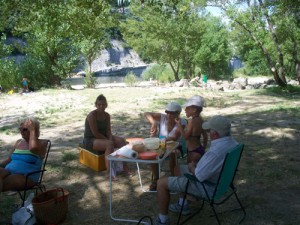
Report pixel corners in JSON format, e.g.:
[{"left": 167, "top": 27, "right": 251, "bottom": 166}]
[
  {"left": 251, "top": 127, "right": 297, "bottom": 144},
  {"left": 1, "top": 87, "right": 300, "bottom": 224},
  {"left": 236, "top": 179, "right": 247, "bottom": 185},
  {"left": 268, "top": 155, "right": 279, "bottom": 160}
]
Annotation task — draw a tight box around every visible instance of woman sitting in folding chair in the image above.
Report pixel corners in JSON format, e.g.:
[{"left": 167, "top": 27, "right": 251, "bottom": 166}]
[{"left": 0, "top": 117, "right": 48, "bottom": 193}]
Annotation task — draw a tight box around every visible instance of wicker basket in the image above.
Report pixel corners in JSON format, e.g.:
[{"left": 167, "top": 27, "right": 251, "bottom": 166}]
[{"left": 32, "top": 188, "right": 69, "bottom": 225}]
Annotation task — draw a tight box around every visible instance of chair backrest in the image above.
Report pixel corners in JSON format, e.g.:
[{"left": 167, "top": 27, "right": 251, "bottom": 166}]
[
  {"left": 212, "top": 143, "right": 244, "bottom": 201},
  {"left": 37, "top": 140, "right": 51, "bottom": 184}
]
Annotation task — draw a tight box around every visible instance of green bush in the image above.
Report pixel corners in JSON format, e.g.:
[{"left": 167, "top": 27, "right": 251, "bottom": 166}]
[
  {"left": 84, "top": 72, "right": 97, "bottom": 88},
  {"left": 19, "top": 57, "right": 54, "bottom": 89},
  {"left": 0, "top": 59, "right": 21, "bottom": 91},
  {"left": 142, "top": 64, "right": 175, "bottom": 83},
  {"left": 124, "top": 72, "right": 138, "bottom": 86}
]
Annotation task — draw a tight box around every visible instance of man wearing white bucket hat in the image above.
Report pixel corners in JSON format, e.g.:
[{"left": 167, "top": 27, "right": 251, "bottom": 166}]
[
  {"left": 153, "top": 115, "right": 238, "bottom": 225},
  {"left": 144, "top": 101, "right": 187, "bottom": 191}
]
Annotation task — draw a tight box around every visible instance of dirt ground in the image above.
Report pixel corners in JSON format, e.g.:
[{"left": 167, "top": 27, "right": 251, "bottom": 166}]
[{"left": 0, "top": 85, "right": 299, "bottom": 225}]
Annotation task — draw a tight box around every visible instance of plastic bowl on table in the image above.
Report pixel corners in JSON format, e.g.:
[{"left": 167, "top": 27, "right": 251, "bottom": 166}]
[{"left": 143, "top": 138, "right": 160, "bottom": 150}]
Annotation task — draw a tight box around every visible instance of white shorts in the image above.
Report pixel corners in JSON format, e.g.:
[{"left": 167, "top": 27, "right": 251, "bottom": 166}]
[{"left": 167, "top": 165, "right": 214, "bottom": 198}]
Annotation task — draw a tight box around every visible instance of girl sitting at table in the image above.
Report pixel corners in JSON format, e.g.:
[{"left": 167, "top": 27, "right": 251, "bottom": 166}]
[
  {"left": 144, "top": 102, "right": 186, "bottom": 191},
  {"left": 82, "top": 94, "right": 131, "bottom": 181}
]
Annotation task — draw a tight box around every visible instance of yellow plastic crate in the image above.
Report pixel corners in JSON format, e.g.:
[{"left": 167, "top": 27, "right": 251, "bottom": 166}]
[{"left": 79, "top": 147, "right": 106, "bottom": 171}]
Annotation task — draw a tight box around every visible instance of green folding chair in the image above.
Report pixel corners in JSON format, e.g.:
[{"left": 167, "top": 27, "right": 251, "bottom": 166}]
[{"left": 177, "top": 143, "right": 246, "bottom": 225}]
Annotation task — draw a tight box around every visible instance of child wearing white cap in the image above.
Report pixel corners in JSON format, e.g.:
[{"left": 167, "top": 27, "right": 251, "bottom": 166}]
[{"left": 175, "top": 95, "right": 208, "bottom": 164}]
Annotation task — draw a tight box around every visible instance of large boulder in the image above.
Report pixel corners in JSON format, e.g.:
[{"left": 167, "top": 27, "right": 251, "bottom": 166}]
[
  {"left": 233, "top": 77, "right": 247, "bottom": 87},
  {"left": 247, "top": 77, "right": 273, "bottom": 86},
  {"left": 174, "top": 79, "right": 189, "bottom": 87}
]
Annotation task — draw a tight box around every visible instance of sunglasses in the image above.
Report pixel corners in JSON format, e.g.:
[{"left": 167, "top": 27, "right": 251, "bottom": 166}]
[
  {"left": 165, "top": 111, "right": 178, "bottom": 115},
  {"left": 19, "top": 127, "right": 28, "bottom": 132}
]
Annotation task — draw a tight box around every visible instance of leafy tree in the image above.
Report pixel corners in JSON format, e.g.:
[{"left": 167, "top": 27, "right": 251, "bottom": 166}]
[
  {"left": 120, "top": 0, "right": 207, "bottom": 81},
  {"left": 0, "top": 59, "right": 20, "bottom": 91},
  {"left": 209, "top": 0, "right": 300, "bottom": 86},
  {"left": 194, "top": 16, "right": 231, "bottom": 79},
  {"left": 230, "top": 24, "right": 270, "bottom": 76},
  {"left": 0, "top": 0, "right": 117, "bottom": 87},
  {"left": 70, "top": 1, "right": 116, "bottom": 74}
]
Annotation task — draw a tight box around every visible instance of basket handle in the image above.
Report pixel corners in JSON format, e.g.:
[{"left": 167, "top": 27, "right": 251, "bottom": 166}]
[{"left": 54, "top": 188, "right": 67, "bottom": 203}]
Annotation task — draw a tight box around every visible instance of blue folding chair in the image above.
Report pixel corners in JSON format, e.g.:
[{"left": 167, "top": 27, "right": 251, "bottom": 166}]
[
  {"left": 16, "top": 140, "right": 51, "bottom": 206},
  {"left": 177, "top": 143, "right": 246, "bottom": 225}
]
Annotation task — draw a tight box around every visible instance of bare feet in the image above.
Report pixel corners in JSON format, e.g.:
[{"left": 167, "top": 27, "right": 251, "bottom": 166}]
[
  {"left": 106, "top": 174, "right": 119, "bottom": 181},
  {"left": 123, "top": 170, "right": 134, "bottom": 176}
]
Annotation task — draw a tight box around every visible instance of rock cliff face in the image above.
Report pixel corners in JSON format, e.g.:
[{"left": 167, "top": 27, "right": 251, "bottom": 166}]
[
  {"left": 76, "top": 39, "right": 148, "bottom": 77},
  {"left": 4, "top": 37, "right": 147, "bottom": 77}
]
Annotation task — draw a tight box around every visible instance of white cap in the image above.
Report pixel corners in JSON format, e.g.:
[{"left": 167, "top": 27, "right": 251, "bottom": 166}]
[
  {"left": 202, "top": 115, "right": 231, "bottom": 136},
  {"left": 183, "top": 95, "right": 205, "bottom": 108},
  {"left": 165, "top": 102, "right": 182, "bottom": 112}
]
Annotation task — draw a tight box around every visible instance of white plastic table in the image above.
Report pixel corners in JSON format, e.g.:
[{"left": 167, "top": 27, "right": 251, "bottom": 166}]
[{"left": 107, "top": 141, "right": 179, "bottom": 224}]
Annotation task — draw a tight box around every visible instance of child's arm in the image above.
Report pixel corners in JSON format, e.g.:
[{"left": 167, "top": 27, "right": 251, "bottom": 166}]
[
  {"left": 201, "top": 129, "right": 208, "bottom": 149},
  {"left": 175, "top": 118, "right": 193, "bottom": 140},
  {"left": 167, "top": 121, "right": 185, "bottom": 141},
  {"left": 199, "top": 118, "right": 208, "bottom": 149}
]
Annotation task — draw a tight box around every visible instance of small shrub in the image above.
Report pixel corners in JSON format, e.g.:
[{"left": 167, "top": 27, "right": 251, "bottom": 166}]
[
  {"left": 62, "top": 151, "right": 78, "bottom": 162},
  {"left": 124, "top": 72, "right": 137, "bottom": 86},
  {"left": 84, "top": 72, "right": 97, "bottom": 88},
  {"left": 142, "top": 64, "right": 175, "bottom": 83}
]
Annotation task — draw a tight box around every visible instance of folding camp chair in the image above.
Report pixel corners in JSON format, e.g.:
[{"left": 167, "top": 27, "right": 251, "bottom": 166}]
[
  {"left": 16, "top": 140, "right": 51, "bottom": 206},
  {"left": 177, "top": 143, "right": 246, "bottom": 225}
]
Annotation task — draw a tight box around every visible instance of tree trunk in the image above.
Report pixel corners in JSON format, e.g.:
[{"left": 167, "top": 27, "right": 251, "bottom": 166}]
[
  {"left": 292, "top": 37, "right": 300, "bottom": 84},
  {"left": 233, "top": 19, "right": 287, "bottom": 87},
  {"left": 296, "top": 63, "right": 300, "bottom": 84},
  {"left": 169, "top": 61, "right": 180, "bottom": 81},
  {"left": 259, "top": 0, "right": 287, "bottom": 86}
]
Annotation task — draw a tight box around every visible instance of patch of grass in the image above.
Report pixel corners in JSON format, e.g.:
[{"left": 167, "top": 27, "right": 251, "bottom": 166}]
[
  {"left": 207, "top": 97, "right": 230, "bottom": 108},
  {"left": 0, "top": 194, "right": 20, "bottom": 223},
  {"left": 0, "top": 126, "right": 19, "bottom": 135},
  {"left": 229, "top": 93, "right": 243, "bottom": 100},
  {"left": 62, "top": 151, "right": 78, "bottom": 162},
  {"left": 257, "top": 84, "right": 300, "bottom": 96},
  {"left": 266, "top": 105, "right": 300, "bottom": 115}
]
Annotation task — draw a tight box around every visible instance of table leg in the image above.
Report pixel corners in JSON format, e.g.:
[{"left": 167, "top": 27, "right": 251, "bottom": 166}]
[
  {"left": 136, "top": 162, "right": 158, "bottom": 193},
  {"left": 109, "top": 160, "right": 150, "bottom": 224}
]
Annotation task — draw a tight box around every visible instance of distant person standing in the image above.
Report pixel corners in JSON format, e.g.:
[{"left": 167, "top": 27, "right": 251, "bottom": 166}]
[
  {"left": 202, "top": 74, "right": 208, "bottom": 89},
  {"left": 21, "top": 78, "right": 29, "bottom": 93}
]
